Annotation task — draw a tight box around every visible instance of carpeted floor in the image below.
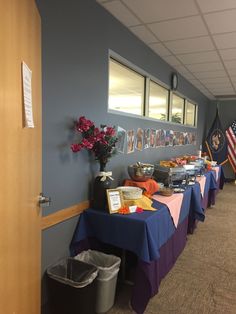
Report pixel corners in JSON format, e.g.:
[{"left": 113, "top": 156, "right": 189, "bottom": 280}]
[{"left": 108, "top": 183, "right": 236, "bottom": 314}]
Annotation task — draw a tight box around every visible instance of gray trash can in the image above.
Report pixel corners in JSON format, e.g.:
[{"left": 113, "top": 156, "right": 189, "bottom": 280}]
[
  {"left": 75, "top": 249, "right": 121, "bottom": 313},
  {"left": 47, "top": 257, "right": 98, "bottom": 314}
]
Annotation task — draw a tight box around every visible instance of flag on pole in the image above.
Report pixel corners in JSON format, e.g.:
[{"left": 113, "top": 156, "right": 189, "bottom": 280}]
[
  {"left": 226, "top": 120, "right": 236, "bottom": 173},
  {"left": 205, "top": 109, "right": 228, "bottom": 165}
]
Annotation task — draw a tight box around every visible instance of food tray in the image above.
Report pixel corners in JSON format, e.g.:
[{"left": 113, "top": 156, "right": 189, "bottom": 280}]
[
  {"left": 173, "top": 187, "right": 185, "bottom": 193},
  {"left": 117, "top": 186, "right": 143, "bottom": 200}
]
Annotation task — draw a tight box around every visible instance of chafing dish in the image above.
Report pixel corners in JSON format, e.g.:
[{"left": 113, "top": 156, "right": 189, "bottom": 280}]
[
  {"left": 189, "top": 158, "right": 205, "bottom": 176},
  {"left": 153, "top": 164, "right": 188, "bottom": 188},
  {"left": 183, "top": 164, "right": 197, "bottom": 184}
]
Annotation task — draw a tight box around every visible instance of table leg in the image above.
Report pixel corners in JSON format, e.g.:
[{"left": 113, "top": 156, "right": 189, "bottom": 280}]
[{"left": 121, "top": 249, "right": 134, "bottom": 285}]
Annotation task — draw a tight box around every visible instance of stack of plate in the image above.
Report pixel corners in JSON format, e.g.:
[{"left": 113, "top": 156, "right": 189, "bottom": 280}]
[{"left": 117, "top": 186, "right": 143, "bottom": 200}]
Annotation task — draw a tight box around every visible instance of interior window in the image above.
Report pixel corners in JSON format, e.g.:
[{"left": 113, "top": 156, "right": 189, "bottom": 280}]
[
  {"left": 108, "top": 56, "right": 198, "bottom": 127},
  {"left": 170, "top": 94, "right": 184, "bottom": 124},
  {"left": 148, "top": 81, "right": 169, "bottom": 121},
  {"left": 108, "top": 58, "right": 145, "bottom": 115},
  {"left": 185, "top": 101, "right": 196, "bottom": 126}
]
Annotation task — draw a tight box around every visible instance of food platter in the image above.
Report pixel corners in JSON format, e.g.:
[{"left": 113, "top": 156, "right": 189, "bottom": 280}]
[
  {"left": 188, "top": 181, "right": 195, "bottom": 185},
  {"left": 173, "top": 187, "right": 185, "bottom": 193},
  {"left": 117, "top": 186, "right": 143, "bottom": 200}
]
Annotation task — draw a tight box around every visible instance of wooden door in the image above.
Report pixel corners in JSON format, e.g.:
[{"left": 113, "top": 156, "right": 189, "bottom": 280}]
[{"left": 0, "top": 0, "right": 42, "bottom": 313}]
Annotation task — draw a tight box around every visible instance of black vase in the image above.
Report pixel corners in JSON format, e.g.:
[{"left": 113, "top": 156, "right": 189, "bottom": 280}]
[{"left": 92, "top": 161, "right": 112, "bottom": 211}]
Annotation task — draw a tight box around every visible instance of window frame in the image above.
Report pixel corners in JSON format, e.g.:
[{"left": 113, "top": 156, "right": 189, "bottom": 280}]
[
  {"left": 108, "top": 51, "right": 198, "bottom": 128},
  {"left": 185, "top": 100, "right": 197, "bottom": 127},
  {"left": 169, "top": 92, "right": 185, "bottom": 124},
  {"left": 147, "top": 79, "right": 170, "bottom": 122},
  {"left": 108, "top": 57, "right": 146, "bottom": 117}
]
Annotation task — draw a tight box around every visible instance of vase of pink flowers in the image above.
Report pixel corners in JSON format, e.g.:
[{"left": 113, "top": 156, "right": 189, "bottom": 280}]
[{"left": 71, "top": 116, "right": 118, "bottom": 210}]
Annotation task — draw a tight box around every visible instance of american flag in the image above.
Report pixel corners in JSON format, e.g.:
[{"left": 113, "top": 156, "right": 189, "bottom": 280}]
[{"left": 226, "top": 120, "right": 236, "bottom": 173}]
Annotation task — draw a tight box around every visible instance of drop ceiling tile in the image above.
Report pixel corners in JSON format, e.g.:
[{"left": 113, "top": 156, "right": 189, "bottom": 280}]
[
  {"left": 196, "top": 0, "right": 236, "bottom": 13},
  {"left": 177, "top": 51, "right": 220, "bottom": 64},
  {"left": 194, "top": 70, "right": 228, "bottom": 79},
  {"left": 200, "top": 76, "right": 230, "bottom": 84},
  {"left": 212, "top": 93, "right": 233, "bottom": 97},
  {"left": 232, "top": 82, "right": 236, "bottom": 89},
  {"left": 173, "top": 65, "right": 190, "bottom": 74},
  {"left": 162, "top": 55, "right": 182, "bottom": 66},
  {"left": 197, "top": 86, "right": 210, "bottom": 92},
  {"left": 188, "top": 78, "right": 201, "bottom": 84},
  {"left": 206, "top": 95, "right": 216, "bottom": 100},
  {"left": 224, "top": 59, "right": 236, "bottom": 69},
  {"left": 209, "top": 88, "right": 233, "bottom": 92},
  {"left": 204, "top": 82, "right": 232, "bottom": 89},
  {"left": 210, "top": 87, "right": 234, "bottom": 94},
  {"left": 129, "top": 25, "right": 157, "bottom": 43},
  {"left": 219, "top": 48, "right": 236, "bottom": 60},
  {"left": 124, "top": 0, "right": 198, "bottom": 23},
  {"left": 165, "top": 36, "right": 214, "bottom": 54},
  {"left": 181, "top": 72, "right": 196, "bottom": 80},
  {"left": 149, "top": 42, "right": 172, "bottom": 57},
  {"left": 227, "top": 68, "right": 236, "bottom": 75},
  {"left": 213, "top": 32, "right": 236, "bottom": 49},
  {"left": 102, "top": 0, "right": 140, "bottom": 26},
  {"left": 204, "top": 9, "right": 236, "bottom": 34},
  {"left": 186, "top": 62, "right": 224, "bottom": 72},
  {"left": 194, "top": 84, "right": 210, "bottom": 90},
  {"left": 194, "top": 82, "right": 209, "bottom": 88},
  {"left": 148, "top": 16, "right": 208, "bottom": 41},
  {"left": 198, "top": 87, "right": 214, "bottom": 95}
]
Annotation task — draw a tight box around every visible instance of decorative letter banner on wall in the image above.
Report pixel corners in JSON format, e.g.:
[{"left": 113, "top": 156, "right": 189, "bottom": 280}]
[{"left": 117, "top": 126, "right": 196, "bottom": 154}]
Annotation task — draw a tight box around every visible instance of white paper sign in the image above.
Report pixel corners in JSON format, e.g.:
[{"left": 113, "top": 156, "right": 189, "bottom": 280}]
[
  {"left": 22, "top": 61, "right": 34, "bottom": 128},
  {"left": 109, "top": 191, "right": 122, "bottom": 211}
]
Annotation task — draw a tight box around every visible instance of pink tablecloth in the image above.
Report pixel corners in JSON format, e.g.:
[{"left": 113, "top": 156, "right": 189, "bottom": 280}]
[
  {"left": 196, "top": 176, "right": 206, "bottom": 197},
  {"left": 212, "top": 166, "right": 220, "bottom": 182},
  {"left": 152, "top": 193, "right": 184, "bottom": 227}
]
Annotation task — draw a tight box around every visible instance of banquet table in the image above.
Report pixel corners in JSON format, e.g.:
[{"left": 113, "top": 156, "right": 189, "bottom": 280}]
[
  {"left": 188, "top": 166, "right": 224, "bottom": 233},
  {"left": 70, "top": 168, "right": 222, "bottom": 314}
]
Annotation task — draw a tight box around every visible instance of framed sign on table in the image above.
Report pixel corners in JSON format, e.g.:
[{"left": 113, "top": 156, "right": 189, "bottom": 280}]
[{"left": 106, "top": 189, "right": 124, "bottom": 214}]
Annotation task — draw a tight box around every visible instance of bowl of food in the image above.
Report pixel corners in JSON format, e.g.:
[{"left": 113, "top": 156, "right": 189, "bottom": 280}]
[
  {"left": 159, "top": 187, "right": 174, "bottom": 196},
  {"left": 117, "top": 186, "right": 143, "bottom": 200},
  {"left": 128, "top": 162, "right": 154, "bottom": 182}
]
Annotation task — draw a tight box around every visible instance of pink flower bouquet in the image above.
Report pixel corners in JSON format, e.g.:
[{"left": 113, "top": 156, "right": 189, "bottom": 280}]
[{"left": 71, "top": 116, "right": 118, "bottom": 170}]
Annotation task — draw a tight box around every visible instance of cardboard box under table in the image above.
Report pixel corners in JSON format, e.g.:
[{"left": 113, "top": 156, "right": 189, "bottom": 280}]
[{"left": 70, "top": 187, "right": 205, "bottom": 314}]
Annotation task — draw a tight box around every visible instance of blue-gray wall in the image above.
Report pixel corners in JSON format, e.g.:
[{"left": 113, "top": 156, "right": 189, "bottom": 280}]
[
  {"left": 36, "top": 0, "right": 210, "bottom": 309},
  {"left": 207, "top": 100, "right": 236, "bottom": 179}
]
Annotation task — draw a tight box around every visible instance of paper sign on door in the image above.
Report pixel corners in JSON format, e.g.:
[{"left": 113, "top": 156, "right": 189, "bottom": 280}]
[{"left": 22, "top": 61, "right": 34, "bottom": 128}]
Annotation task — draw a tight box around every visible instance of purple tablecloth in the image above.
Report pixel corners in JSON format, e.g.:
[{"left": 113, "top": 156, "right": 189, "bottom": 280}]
[
  {"left": 69, "top": 168, "right": 225, "bottom": 313},
  {"left": 70, "top": 186, "right": 203, "bottom": 313},
  {"left": 70, "top": 188, "right": 192, "bottom": 262},
  {"left": 69, "top": 168, "right": 223, "bottom": 313},
  {"left": 131, "top": 216, "right": 188, "bottom": 313}
]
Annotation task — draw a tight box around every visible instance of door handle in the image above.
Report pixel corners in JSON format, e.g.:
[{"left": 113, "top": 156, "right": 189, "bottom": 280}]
[{"left": 39, "top": 193, "right": 51, "bottom": 207}]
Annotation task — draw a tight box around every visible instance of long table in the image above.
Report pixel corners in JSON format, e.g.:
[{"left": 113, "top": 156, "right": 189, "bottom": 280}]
[
  {"left": 70, "top": 168, "right": 222, "bottom": 314},
  {"left": 188, "top": 166, "right": 224, "bottom": 233}
]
